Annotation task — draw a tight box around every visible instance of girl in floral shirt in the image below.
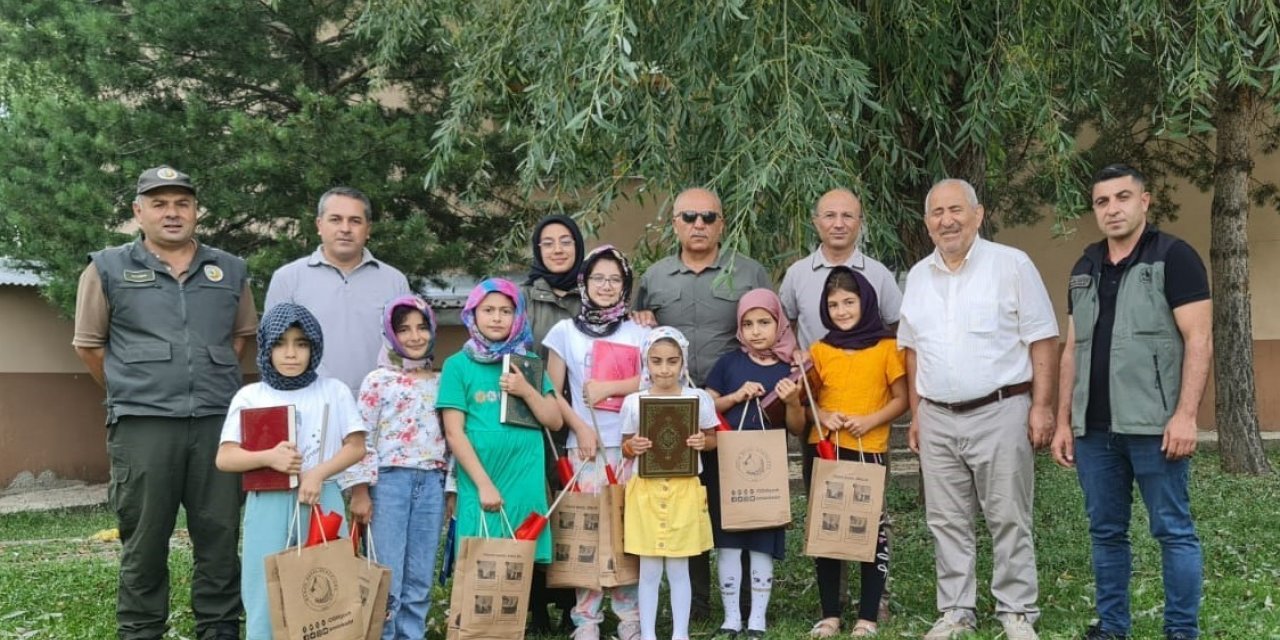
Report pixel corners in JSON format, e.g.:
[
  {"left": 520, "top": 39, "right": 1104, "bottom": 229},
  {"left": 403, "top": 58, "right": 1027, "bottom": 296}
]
[{"left": 350, "top": 295, "right": 450, "bottom": 640}]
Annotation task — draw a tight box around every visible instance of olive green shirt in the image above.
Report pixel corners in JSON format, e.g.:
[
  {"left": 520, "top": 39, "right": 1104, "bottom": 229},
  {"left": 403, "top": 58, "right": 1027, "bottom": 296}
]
[{"left": 634, "top": 249, "right": 773, "bottom": 386}]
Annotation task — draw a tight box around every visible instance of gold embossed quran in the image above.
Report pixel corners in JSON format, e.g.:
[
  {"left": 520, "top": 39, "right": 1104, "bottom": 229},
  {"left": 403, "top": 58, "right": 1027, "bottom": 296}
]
[{"left": 637, "top": 396, "right": 699, "bottom": 478}]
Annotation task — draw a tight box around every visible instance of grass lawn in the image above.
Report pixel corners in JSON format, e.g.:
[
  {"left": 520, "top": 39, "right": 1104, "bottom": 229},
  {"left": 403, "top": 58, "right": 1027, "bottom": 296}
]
[{"left": 1, "top": 452, "right": 1276, "bottom": 639}]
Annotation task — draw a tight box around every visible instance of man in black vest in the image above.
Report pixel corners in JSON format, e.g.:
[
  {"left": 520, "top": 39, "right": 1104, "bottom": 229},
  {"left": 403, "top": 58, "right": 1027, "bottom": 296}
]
[
  {"left": 73, "top": 166, "right": 257, "bottom": 640},
  {"left": 1052, "top": 164, "right": 1212, "bottom": 640}
]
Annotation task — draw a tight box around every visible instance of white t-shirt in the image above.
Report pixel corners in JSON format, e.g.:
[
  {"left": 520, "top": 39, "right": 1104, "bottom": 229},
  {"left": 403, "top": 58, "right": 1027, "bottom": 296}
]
[
  {"left": 619, "top": 387, "right": 719, "bottom": 474},
  {"left": 543, "top": 319, "right": 650, "bottom": 448},
  {"left": 220, "top": 377, "right": 370, "bottom": 488}
]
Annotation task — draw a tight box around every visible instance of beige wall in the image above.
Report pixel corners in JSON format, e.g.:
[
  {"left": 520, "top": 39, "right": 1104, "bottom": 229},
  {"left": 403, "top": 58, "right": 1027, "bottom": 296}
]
[{"left": 0, "top": 287, "right": 85, "bottom": 373}]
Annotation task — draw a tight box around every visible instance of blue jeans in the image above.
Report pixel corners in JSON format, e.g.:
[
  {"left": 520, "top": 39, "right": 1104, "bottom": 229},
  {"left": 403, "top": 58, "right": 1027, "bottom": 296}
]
[
  {"left": 370, "top": 468, "right": 446, "bottom": 640},
  {"left": 1075, "top": 432, "right": 1202, "bottom": 638}
]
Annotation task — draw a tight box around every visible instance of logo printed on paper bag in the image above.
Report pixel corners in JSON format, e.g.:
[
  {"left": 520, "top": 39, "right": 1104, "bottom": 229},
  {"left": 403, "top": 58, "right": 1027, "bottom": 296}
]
[
  {"left": 302, "top": 567, "right": 339, "bottom": 611},
  {"left": 734, "top": 447, "right": 770, "bottom": 481}
]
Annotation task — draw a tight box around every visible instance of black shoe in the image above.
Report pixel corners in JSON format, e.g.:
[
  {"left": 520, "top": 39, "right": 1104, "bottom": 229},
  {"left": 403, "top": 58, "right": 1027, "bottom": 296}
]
[
  {"left": 1083, "top": 623, "right": 1128, "bottom": 640},
  {"left": 711, "top": 629, "right": 739, "bottom": 639},
  {"left": 1165, "top": 633, "right": 1196, "bottom": 640},
  {"left": 744, "top": 631, "right": 766, "bottom": 639}
]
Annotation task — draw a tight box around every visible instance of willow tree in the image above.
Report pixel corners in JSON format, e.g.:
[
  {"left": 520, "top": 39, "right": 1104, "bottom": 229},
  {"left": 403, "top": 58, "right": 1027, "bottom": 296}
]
[
  {"left": 361, "top": 0, "right": 1109, "bottom": 273},
  {"left": 1088, "top": 1, "right": 1277, "bottom": 474},
  {"left": 0, "top": 0, "right": 531, "bottom": 315}
]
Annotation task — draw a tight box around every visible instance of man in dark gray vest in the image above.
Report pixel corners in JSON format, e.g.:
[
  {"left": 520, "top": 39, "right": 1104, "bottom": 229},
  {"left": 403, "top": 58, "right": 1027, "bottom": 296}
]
[{"left": 73, "top": 166, "right": 257, "bottom": 640}]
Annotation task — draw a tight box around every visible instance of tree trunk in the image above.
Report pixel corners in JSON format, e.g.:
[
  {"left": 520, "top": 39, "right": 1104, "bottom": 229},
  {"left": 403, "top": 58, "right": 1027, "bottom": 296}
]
[{"left": 1209, "top": 85, "right": 1272, "bottom": 475}]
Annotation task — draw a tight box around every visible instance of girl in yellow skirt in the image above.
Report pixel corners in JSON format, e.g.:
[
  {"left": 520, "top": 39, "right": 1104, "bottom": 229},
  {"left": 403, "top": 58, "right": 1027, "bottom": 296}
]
[{"left": 619, "top": 327, "right": 717, "bottom": 640}]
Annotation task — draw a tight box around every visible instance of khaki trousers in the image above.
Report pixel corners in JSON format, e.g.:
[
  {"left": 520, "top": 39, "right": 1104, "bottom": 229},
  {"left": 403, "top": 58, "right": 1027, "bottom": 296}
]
[{"left": 918, "top": 394, "right": 1039, "bottom": 619}]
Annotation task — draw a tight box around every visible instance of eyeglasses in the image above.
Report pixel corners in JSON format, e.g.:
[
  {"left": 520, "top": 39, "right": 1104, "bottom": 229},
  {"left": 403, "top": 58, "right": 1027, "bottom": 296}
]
[
  {"left": 587, "top": 275, "right": 624, "bottom": 287},
  {"left": 538, "top": 237, "right": 575, "bottom": 249},
  {"left": 677, "top": 210, "right": 720, "bottom": 225}
]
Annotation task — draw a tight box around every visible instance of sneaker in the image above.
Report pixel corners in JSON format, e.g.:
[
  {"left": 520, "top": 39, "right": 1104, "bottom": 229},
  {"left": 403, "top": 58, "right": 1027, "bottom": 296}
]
[
  {"left": 572, "top": 622, "right": 601, "bottom": 640},
  {"left": 923, "top": 610, "right": 977, "bottom": 640},
  {"left": 1083, "top": 623, "right": 1128, "bottom": 639},
  {"left": 615, "top": 620, "right": 641, "bottom": 640},
  {"left": 1165, "top": 633, "right": 1196, "bottom": 640},
  {"left": 997, "top": 613, "right": 1038, "bottom": 640}
]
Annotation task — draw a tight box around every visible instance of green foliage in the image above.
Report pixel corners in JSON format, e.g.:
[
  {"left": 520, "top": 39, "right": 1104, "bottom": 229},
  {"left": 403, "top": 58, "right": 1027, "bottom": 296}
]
[
  {"left": 1083, "top": 0, "right": 1280, "bottom": 217},
  {"left": 361, "top": 0, "right": 1111, "bottom": 273},
  {"left": 0, "top": 0, "right": 535, "bottom": 316}
]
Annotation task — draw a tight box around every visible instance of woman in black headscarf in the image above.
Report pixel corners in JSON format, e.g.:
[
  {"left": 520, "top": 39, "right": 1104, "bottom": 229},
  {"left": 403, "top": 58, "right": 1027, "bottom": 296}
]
[
  {"left": 521, "top": 215, "right": 586, "bottom": 358},
  {"left": 518, "top": 214, "right": 586, "bottom": 633}
]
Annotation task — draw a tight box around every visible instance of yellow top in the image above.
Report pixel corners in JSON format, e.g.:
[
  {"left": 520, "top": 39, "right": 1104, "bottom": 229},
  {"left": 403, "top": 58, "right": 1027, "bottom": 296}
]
[{"left": 806, "top": 338, "right": 905, "bottom": 453}]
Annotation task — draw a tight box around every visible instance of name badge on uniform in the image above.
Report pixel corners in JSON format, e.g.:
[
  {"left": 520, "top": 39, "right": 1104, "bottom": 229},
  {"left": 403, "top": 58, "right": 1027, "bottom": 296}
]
[
  {"left": 1068, "top": 274, "right": 1091, "bottom": 289},
  {"left": 203, "top": 265, "right": 225, "bottom": 282},
  {"left": 123, "top": 269, "right": 156, "bottom": 283}
]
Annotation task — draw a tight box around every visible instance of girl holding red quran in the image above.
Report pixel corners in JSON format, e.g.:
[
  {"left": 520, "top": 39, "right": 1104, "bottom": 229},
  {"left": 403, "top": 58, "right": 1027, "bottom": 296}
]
[
  {"left": 619, "top": 327, "right": 717, "bottom": 640},
  {"left": 437, "top": 278, "right": 564, "bottom": 564},
  {"left": 215, "top": 303, "right": 369, "bottom": 640},
  {"left": 350, "top": 295, "right": 449, "bottom": 640},
  {"left": 703, "top": 288, "right": 807, "bottom": 638},
  {"left": 543, "top": 245, "right": 650, "bottom": 640},
  {"left": 804, "top": 267, "right": 907, "bottom": 638}
]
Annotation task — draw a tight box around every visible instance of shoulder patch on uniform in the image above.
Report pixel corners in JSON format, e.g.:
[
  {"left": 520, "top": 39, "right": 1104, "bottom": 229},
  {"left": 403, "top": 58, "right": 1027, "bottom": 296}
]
[
  {"left": 123, "top": 269, "right": 156, "bottom": 283},
  {"left": 1068, "top": 274, "right": 1091, "bottom": 289},
  {"left": 203, "top": 265, "right": 224, "bottom": 282}
]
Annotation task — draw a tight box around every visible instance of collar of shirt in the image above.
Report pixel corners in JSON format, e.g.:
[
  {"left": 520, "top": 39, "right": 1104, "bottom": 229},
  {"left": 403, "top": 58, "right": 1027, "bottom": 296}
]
[
  {"left": 926, "top": 237, "right": 985, "bottom": 274},
  {"left": 667, "top": 247, "right": 731, "bottom": 274},
  {"left": 809, "top": 246, "right": 867, "bottom": 271},
  {"left": 307, "top": 247, "right": 380, "bottom": 271},
  {"left": 130, "top": 237, "right": 211, "bottom": 281}
]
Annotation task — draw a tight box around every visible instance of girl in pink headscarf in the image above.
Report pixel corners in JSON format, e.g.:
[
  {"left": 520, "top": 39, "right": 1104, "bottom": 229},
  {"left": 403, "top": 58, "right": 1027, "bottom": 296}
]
[{"left": 703, "top": 288, "right": 808, "bottom": 638}]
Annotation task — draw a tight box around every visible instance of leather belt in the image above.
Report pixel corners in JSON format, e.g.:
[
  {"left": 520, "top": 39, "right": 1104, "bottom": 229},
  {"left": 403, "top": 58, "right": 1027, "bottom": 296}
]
[{"left": 925, "top": 381, "right": 1033, "bottom": 413}]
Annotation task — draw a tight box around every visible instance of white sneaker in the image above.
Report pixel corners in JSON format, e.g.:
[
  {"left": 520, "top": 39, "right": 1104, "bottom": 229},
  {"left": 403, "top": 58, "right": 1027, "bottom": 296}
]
[
  {"left": 997, "top": 613, "right": 1038, "bottom": 640},
  {"left": 922, "top": 609, "right": 977, "bottom": 640},
  {"left": 615, "top": 620, "right": 641, "bottom": 640},
  {"left": 572, "top": 623, "right": 600, "bottom": 640}
]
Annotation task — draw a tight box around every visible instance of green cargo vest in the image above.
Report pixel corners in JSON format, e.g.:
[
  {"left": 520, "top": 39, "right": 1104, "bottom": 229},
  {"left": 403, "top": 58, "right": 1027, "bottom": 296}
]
[
  {"left": 1068, "top": 231, "right": 1184, "bottom": 436},
  {"left": 91, "top": 239, "right": 249, "bottom": 423}
]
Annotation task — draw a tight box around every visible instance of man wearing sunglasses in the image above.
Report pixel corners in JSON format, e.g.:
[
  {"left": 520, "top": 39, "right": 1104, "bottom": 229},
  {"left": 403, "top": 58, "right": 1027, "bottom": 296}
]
[{"left": 633, "top": 186, "right": 773, "bottom": 620}]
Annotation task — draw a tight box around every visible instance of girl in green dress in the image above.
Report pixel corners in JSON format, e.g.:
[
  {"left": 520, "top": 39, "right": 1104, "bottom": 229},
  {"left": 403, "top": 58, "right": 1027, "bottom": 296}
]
[{"left": 437, "top": 277, "right": 565, "bottom": 562}]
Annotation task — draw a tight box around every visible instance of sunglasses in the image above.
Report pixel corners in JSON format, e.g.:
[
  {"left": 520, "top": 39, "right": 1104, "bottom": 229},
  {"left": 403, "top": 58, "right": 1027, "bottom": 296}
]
[{"left": 677, "top": 210, "right": 720, "bottom": 225}]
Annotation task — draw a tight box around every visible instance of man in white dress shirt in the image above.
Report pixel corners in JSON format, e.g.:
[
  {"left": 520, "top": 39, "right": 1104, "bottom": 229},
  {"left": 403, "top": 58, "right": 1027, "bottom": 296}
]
[{"left": 898, "top": 179, "right": 1059, "bottom": 640}]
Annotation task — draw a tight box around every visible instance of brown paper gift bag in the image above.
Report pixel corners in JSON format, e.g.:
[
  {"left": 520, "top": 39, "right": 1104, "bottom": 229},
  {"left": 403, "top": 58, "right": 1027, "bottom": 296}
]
[
  {"left": 352, "top": 524, "right": 392, "bottom": 640},
  {"left": 599, "top": 481, "right": 639, "bottom": 587},
  {"left": 803, "top": 444, "right": 886, "bottom": 563},
  {"left": 546, "top": 457, "right": 638, "bottom": 589},
  {"left": 269, "top": 538, "right": 366, "bottom": 640},
  {"left": 717, "top": 401, "right": 792, "bottom": 531},
  {"left": 445, "top": 510, "right": 536, "bottom": 640}
]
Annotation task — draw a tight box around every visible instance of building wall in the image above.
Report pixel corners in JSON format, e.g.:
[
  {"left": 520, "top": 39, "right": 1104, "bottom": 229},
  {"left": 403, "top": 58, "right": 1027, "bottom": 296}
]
[{"left": 0, "top": 287, "right": 110, "bottom": 485}]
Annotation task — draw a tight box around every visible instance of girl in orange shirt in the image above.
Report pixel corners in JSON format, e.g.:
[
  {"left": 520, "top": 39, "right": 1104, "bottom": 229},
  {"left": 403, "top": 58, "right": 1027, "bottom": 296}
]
[{"left": 806, "top": 266, "right": 908, "bottom": 638}]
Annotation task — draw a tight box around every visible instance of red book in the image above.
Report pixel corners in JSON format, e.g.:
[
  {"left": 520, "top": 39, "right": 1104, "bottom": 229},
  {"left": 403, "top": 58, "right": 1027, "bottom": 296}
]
[
  {"left": 590, "top": 340, "right": 641, "bottom": 413},
  {"left": 239, "top": 405, "right": 298, "bottom": 492}
]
